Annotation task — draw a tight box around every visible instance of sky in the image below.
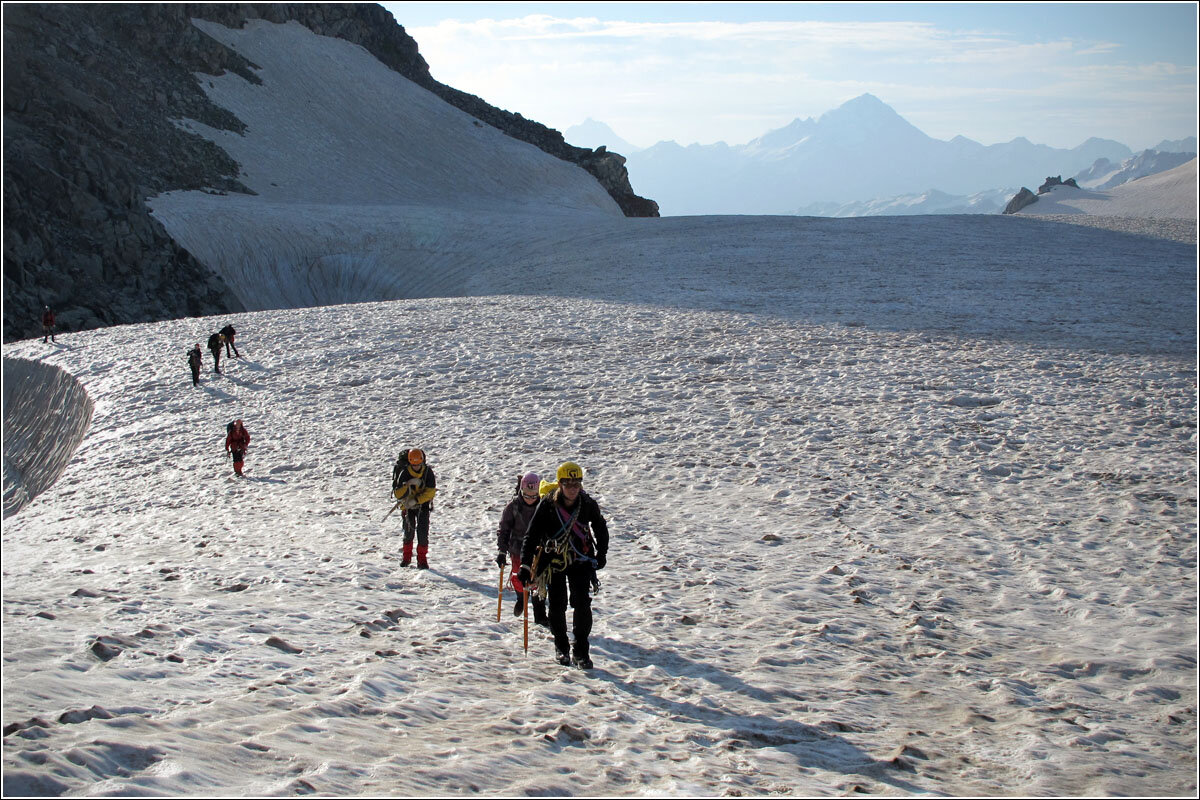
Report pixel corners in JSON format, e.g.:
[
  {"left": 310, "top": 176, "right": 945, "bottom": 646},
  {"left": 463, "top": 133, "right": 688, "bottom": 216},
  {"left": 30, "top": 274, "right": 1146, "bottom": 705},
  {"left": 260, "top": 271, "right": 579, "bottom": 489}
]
[{"left": 380, "top": 2, "right": 1198, "bottom": 151}]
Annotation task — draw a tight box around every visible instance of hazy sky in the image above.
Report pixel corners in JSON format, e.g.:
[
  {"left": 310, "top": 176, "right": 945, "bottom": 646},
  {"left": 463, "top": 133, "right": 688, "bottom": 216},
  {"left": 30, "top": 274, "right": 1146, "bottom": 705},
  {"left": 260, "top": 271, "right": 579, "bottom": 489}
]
[{"left": 380, "top": 2, "right": 1197, "bottom": 151}]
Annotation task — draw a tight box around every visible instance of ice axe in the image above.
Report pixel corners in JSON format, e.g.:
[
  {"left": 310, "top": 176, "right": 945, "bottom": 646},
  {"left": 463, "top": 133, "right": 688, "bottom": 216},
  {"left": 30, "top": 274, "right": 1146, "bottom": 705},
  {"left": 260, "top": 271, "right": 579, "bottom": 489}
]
[
  {"left": 496, "top": 563, "right": 505, "bottom": 622},
  {"left": 379, "top": 499, "right": 402, "bottom": 523}
]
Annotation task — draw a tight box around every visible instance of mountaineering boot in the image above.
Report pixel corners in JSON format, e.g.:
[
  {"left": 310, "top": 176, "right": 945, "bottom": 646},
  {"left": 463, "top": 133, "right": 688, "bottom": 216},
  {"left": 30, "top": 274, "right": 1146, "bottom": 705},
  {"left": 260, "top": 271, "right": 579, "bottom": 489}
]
[
  {"left": 417, "top": 545, "right": 429, "bottom": 570},
  {"left": 400, "top": 541, "right": 413, "bottom": 568},
  {"left": 572, "top": 646, "right": 593, "bottom": 670},
  {"left": 513, "top": 593, "right": 525, "bottom": 617},
  {"left": 555, "top": 649, "right": 571, "bottom": 667}
]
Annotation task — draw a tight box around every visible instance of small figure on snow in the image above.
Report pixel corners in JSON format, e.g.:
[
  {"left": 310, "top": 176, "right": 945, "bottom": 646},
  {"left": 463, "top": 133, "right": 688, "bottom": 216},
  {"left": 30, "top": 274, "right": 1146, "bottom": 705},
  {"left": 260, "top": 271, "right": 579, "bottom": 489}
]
[
  {"left": 41, "top": 306, "right": 56, "bottom": 343},
  {"left": 392, "top": 448, "right": 437, "bottom": 569},
  {"left": 225, "top": 419, "right": 250, "bottom": 477},
  {"left": 519, "top": 461, "right": 608, "bottom": 669},
  {"left": 207, "top": 332, "right": 224, "bottom": 373},
  {"left": 497, "top": 472, "right": 548, "bottom": 625},
  {"left": 220, "top": 324, "right": 240, "bottom": 358},
  {"left": 187, "top": 344, "right": 203, "bottom": 387}
]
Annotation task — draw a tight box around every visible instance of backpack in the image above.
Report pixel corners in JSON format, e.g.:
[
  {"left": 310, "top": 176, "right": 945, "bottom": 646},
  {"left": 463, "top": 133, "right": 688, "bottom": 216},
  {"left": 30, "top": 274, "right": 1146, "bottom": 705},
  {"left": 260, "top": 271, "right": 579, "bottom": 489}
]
[
  {"left": 227, "top": 421, "right": 236, "bottom": 437},
  {"left": 208, "top": 333, "right": 221, "bottom": 350},
  {"left": 392, "top": 450, "right": 410, "bottom": 492}
]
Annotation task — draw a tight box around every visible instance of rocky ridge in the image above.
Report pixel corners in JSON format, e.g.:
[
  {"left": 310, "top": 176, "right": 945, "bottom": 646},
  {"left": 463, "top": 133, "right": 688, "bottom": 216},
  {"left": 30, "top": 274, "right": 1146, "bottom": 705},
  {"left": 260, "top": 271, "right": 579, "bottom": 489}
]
[{"left": 2, "top": 3, "right": 656, "bottom": 342}]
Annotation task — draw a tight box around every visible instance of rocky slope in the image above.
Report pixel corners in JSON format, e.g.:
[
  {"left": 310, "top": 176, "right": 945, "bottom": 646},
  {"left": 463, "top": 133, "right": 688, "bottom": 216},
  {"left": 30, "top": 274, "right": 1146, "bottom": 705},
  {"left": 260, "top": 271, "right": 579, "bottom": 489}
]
[{"left": 2, "top": 3, "right": 655, "bottom": 342}]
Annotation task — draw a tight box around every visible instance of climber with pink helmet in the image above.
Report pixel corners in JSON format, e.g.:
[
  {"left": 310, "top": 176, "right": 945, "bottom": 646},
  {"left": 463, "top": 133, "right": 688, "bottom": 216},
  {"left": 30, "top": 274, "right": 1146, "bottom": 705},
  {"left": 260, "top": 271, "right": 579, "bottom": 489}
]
[{"left": 497, "top": 471, "right": 547, "bottom": 625}]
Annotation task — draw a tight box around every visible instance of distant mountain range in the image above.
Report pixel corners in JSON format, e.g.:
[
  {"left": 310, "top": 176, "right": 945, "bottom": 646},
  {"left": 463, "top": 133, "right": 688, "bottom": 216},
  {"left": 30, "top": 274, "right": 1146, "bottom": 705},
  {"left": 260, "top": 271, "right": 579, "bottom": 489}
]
[
  {"left": 573, "top": 94, "right": 1194, "bottom": 216},
  {"left": 1073, "top": 147, "right": 1197, "bottom": 190},
  {"left": 564, "top": 118, "right": 643, "bottom": 155}
]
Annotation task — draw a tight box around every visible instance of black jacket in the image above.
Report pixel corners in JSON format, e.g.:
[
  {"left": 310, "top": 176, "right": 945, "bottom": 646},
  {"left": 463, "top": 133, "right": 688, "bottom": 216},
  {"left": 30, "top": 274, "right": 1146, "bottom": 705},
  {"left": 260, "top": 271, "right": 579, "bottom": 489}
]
[
  {"left": 498, "top": 496, "right": 539, "bottom": 557},
  {"left": 521, "top": 489, "right": 608, "bottom": 569}
]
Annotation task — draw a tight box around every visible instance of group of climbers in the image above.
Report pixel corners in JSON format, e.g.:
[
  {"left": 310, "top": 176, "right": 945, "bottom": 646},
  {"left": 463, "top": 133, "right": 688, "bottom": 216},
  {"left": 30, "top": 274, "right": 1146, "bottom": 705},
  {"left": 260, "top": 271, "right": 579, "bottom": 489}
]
[
  {"left": 391, "top": 450, "right": 608, "bottom": 669},
  {"left": 187, "top": 324, "right": 241, "bottom": 386}
]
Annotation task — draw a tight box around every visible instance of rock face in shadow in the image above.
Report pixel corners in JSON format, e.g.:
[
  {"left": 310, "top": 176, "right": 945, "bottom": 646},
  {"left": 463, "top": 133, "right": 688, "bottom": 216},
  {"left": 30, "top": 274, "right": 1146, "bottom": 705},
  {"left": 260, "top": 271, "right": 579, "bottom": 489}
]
[
  {"left": 3, "top": 3, "right": 657, "bottom": 341},
  {"left": 3, "top": 4, "right": 253, "bottom": 342},
  {"left": 1037, "top": 175, "right": 1079, "bottom": 194}
]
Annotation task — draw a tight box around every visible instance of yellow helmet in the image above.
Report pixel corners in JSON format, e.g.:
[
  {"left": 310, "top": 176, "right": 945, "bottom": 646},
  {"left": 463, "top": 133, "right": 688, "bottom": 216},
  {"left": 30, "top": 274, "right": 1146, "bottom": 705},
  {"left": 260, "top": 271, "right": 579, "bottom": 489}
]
[{"left": 556, "top": 461, "right": 584, "bottom": 481}]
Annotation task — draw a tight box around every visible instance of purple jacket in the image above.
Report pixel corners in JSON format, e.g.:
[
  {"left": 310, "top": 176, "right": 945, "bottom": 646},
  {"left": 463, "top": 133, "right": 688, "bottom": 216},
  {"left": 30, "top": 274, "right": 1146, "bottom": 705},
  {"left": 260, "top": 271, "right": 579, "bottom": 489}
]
[{"left": 497, "top": 496, "right": 539, "bottom": 557}]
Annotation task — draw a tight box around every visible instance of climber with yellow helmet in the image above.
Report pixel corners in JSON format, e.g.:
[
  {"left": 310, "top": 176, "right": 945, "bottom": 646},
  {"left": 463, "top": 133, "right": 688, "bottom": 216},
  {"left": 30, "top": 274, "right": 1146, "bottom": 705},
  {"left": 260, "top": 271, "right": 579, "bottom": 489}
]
[{"left": 519, "top": 461, "right": 609, "bottom": 669}]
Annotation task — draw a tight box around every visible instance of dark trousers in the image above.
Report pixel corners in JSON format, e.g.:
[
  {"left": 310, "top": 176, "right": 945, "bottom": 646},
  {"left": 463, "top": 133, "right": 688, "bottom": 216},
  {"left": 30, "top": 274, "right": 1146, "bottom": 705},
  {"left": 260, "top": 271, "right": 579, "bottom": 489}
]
[
  {"left": 190, "top": 367, "right": 200, "bottom": 386},
  {"left": 210, "top": 349, "right": 221, "bottom": 372},
  {"left": 547, "top": 563, "right": 594, "bottom": 658},
  {"left": 402, "top": 505, "right": 430, "bottom": 547}
]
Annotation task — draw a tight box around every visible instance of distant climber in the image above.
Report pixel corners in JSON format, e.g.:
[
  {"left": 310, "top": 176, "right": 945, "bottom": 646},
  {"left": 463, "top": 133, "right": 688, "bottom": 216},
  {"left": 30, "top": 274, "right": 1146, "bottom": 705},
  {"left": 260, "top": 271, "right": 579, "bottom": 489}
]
[
  {"left": 187, "top": 344, "right": 203, "bottom": 387},
  {"left": 41, "top": 306, "right": 56, "bottom": 343},
  {"left": 225, "top": 419, "right": 250, "bottom": 477},
  {"left": 220, "top": 324, "right": 240, "bottom": 358},
  {"left": 207, "top": 332, "right": 223, "bottom": 373}
]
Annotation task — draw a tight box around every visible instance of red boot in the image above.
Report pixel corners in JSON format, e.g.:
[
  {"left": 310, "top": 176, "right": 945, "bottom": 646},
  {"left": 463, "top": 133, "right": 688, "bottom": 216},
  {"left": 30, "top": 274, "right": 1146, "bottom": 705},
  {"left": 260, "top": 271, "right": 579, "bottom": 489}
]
[
  {"left": 417, "top": 545, "right": 429, "bottom": 570},
  {"left": 401, "top": 542, "right": 413, "bottom": 567}
]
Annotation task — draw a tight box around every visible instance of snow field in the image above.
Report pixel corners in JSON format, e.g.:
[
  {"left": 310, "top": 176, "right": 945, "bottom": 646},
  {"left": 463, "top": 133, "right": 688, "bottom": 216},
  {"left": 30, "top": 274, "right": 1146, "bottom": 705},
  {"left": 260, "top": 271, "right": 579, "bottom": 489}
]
[
  {"left": 3, "top": 12, "right": 1197, "bottom": 798},
  {"left": 2, "top": 293, "right": 1195, "bottom": 796}
]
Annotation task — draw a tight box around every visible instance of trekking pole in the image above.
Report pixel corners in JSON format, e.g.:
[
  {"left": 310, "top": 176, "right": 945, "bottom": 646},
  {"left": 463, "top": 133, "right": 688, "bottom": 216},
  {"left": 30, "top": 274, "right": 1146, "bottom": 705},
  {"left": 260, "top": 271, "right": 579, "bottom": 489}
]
[{"left": 496, "top": 563, "right": 505, "bottom": 622}]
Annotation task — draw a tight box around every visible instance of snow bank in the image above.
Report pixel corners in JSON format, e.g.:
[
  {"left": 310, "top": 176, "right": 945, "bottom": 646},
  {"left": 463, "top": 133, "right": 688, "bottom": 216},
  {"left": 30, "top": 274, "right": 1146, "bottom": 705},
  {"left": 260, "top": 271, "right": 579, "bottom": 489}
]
[
  {"left": 2, "top": 357, "right": 94, "bottom": 518},
  {"left": 1015, "top": 158, "right": 1197, "bottom": 220},
  {"left": 150, "top": 19, "right": 622, "bottom": 311}
]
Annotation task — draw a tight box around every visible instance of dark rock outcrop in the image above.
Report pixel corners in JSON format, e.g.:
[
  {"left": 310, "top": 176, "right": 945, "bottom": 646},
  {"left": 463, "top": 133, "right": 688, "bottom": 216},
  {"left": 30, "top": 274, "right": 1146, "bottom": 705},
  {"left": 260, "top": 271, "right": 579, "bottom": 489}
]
[
  {"left": 1003, "top": 188, "right": 1038, "bottom": 215},
  {"left": 1037, "top": 175, "right": 1079, "bottom": 194},
  {"left": 3, "top": 3, "right": 657, "bottom": 341},
  {"left": 4, "top": 3, "right": 255, "bottom": 341}
]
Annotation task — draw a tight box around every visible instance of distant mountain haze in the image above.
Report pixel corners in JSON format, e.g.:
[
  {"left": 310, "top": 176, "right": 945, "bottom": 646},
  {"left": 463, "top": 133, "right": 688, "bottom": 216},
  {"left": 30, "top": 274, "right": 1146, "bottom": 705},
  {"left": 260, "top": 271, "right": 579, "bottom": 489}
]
[
  {"left": 602, "top": 94, "right": 1177, "bottom": 215},
  {"left": 564, "top": 118, "right": 643, "bottom": 154}
]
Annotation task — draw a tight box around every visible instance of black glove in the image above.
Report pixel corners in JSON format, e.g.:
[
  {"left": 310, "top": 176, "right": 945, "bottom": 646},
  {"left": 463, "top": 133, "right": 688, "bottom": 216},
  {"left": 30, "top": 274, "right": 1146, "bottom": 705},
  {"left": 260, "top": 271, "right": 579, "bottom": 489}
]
[
  {"left": 518, "top": 564, "right": 532, "bottom": 585},
  {"left": 495, "top": 552, "right": 506, "bottom": 568},
  {"left": 594, "top": 553, "right": 606, "bottom": 570}
]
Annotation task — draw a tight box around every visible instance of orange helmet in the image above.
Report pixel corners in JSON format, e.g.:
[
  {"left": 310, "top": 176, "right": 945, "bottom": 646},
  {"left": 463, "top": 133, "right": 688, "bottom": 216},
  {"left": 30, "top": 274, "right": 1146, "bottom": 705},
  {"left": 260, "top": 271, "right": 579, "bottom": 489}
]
[{"left": 407, "top": 449, "right": 426, "bottom": 466}]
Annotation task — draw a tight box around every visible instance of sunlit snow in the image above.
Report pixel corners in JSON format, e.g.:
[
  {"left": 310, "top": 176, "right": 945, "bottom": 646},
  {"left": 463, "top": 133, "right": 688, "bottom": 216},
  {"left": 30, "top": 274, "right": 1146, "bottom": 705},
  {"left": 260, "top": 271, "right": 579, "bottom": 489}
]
[{"left": 3, "top": 17, "right": 1196, "bottom": 798}]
